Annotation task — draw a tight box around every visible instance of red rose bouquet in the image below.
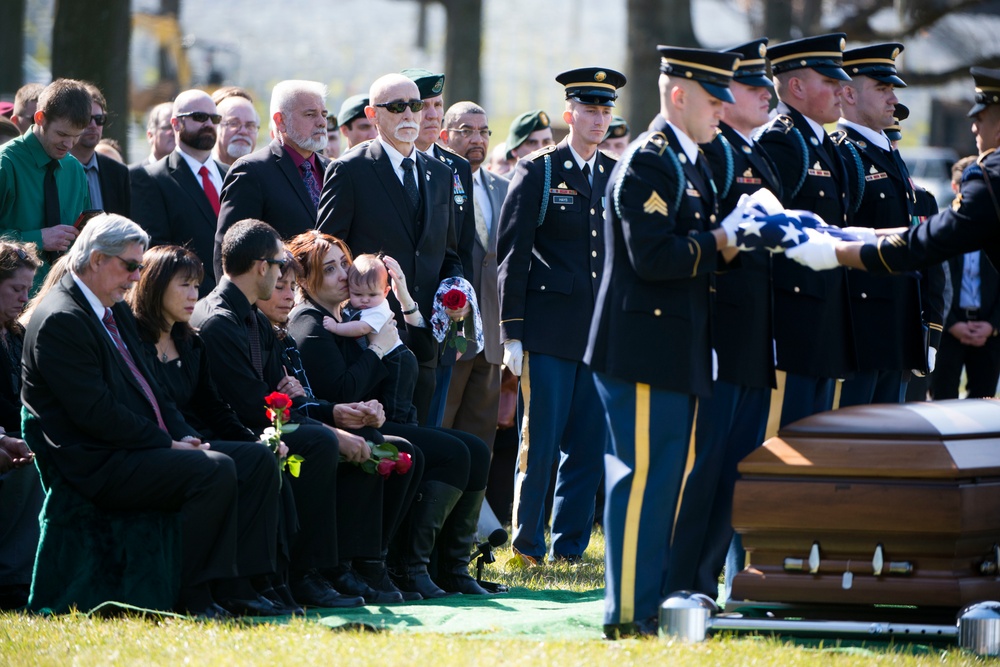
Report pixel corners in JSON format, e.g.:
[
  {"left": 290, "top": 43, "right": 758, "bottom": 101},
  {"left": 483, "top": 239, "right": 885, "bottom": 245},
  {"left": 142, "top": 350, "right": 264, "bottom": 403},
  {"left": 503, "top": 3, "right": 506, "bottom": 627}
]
[
  {"left": 260, "top": 391, "right": 305, "bottom": 477},
  {"left": 441, "top": 288, "right": 468, "bottom": 354}
]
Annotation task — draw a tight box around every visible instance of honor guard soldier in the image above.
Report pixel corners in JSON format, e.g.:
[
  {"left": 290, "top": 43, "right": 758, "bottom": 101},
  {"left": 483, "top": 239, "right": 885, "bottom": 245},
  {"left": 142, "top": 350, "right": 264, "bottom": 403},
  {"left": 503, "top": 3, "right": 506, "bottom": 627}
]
[
  {"left": 757, "top": 33, "right": 857, "bottom": 434},
  {"left": 585, "top": 47, "right": 752, "bottom": 638},
  {"left": 497, "top": 66, "right": 625, "bottom": 566},
  {"left": 403, "top": 68, "right": 477, "bottom": 425},
  {"left": 667, "top": 38, "right": 783, "bottom": 603},
  {"left": 835, "top": 44, "right": 928, "bottom": 405},
  {"left": 788, "top": 68, "right": 1000, "bottom": 303}
]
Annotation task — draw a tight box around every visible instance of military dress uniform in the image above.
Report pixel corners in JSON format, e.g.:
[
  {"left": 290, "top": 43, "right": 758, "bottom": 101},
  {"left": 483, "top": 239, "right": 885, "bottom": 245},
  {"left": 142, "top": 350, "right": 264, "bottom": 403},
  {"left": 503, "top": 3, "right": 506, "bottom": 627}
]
[
  {"left": 497, "top": 67, "right": 624, "bottom": 563},
  {"left": 859, "top": 68, "right": 1000, "bottom": 275},
  {"left": 666, "top": 39, "right": 782, "bottom": 601},
  {"left": 835, "top": 46, "right": 926, "bottom": 406},
  {"left": 757, "top": 33, "right": 857, "bottom": 435},
  {"left": 584, "top": 47, "right": 739, "bottom": 637}
]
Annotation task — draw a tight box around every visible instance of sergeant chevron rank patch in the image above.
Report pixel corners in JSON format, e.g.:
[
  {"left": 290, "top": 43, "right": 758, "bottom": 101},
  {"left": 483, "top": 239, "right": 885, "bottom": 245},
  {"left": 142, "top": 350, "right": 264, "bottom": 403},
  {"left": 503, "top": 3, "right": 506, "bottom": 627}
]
[{"left": 643, "top": 191, "right": 668, "bottom": 216}]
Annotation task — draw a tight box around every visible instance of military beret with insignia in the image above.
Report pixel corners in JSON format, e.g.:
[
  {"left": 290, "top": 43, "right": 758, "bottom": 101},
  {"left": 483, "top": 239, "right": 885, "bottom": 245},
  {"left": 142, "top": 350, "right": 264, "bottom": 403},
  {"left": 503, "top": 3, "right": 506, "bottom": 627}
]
[
  {"left": 338, "top": 94, "right": 369, "bottom": 126},
  {"left": 402, "top": 68, "right": 445, "bottom": 99},
  {"left": 506, "top": 109, "right": 551, "bottom": 154}
]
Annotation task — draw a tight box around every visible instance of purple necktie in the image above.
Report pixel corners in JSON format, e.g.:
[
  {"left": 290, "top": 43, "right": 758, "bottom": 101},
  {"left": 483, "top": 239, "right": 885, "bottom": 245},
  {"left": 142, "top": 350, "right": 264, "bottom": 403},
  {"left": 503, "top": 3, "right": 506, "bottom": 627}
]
[
  {"left": 103, "top": 308, "right": 167, "bottom": 432},
  {"left": 301, "top": 160, "right": 321, "bottom": 209}
]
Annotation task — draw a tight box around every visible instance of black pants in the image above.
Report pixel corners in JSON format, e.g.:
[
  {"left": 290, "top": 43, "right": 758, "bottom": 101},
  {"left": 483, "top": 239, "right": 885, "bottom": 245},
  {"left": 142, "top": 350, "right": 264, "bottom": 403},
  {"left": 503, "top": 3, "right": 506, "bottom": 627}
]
[
  {"left": 381, "top": 345, "right": 420, "bottom": 425},
  {"left": 380, "top": 423, "right": 490, "bottom": 492},
  {"left": 932, "top": 331, "right": 1000, "bottom": 399}
]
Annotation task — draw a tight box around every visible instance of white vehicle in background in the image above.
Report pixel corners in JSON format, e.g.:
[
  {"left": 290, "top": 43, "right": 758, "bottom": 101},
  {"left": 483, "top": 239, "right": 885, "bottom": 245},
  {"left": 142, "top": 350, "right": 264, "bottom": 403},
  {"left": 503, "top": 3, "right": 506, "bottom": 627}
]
[{"left": 899, "top": 146, "right": 960, "bottom": 210}]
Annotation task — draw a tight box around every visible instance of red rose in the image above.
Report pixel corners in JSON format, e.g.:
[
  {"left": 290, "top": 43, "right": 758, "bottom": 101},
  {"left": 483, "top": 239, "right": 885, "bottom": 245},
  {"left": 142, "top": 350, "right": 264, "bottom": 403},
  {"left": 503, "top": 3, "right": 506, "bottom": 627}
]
[
  {"left": 442, "top": 288, "right": 467, "bottom": 310},
  {"left": 265, "top": 392, "right": 293, "bottom": 410},
  {"left": 395, "top": 452, "right": 412, "bottom": 475},
  {"left": 376, "top": 459, "right": 396, "bottom": 479},
  {"left": 266, "top": 407, "right": 291, "bottom": 423}
]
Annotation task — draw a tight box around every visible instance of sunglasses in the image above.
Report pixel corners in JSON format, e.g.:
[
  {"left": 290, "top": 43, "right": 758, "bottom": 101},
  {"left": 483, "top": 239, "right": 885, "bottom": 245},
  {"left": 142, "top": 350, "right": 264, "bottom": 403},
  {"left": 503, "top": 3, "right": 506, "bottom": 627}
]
[
  {"left": 115, "top": 256, "right": 144, "bottom": 273},
  {"left": 259, "top": 257, "right": 288, "bottom": 269},
  {"left": 176, "top": 111, "right": 222, "bottom": 124},
  {"left": 91, "top": 114, "right": 107, "bottom": 126},
  {"left": 375, "top": 100, "right": 425, "bottom": 114}
]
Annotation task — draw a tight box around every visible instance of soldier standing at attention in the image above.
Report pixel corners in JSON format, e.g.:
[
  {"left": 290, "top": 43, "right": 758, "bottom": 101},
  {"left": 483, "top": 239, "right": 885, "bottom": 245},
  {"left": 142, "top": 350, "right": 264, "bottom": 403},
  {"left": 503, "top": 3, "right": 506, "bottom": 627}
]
[{"left": 497, "top": 67, "right": 625, "bottom": 566}]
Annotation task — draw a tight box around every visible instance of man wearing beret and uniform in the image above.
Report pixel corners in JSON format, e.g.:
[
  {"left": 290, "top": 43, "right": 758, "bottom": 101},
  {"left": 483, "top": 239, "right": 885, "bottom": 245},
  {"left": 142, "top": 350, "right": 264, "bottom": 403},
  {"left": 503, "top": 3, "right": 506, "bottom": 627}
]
[
  {"left": 505, "top": 110, "right": 555, "bottom": 161},
  {"left": 788, "top": 67, "right": 1000, "bottom": 309},
  {"left": 834, "top": 44, "right": 928, "bottom": 406},
  {"left": 598, "top": 116, "right": 631, "bottom": 158},
  {"left": 338, "top": 94, "right": 378, "bottom": 150},
  {"left": 497, "top": 67, "right": 625, "bottom": 566},
  {"left": 586, "top": 46, "right": 754, "bottom": 638},
  {"left": 402, "top": 68, "right": 476, "bottom": 426},
  {"left": 757, "top": 33, "right": 857, "bottom": 435},
  {"left": 667, "top": 38, "right": 782, "bottom": 603}
]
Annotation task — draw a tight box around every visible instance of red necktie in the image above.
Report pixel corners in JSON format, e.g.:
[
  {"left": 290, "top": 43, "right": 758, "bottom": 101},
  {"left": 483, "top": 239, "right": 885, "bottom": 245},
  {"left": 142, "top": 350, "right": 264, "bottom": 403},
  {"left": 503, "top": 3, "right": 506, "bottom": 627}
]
[{"left": 199, "top": 165, "right": 221, "bottom": 216}]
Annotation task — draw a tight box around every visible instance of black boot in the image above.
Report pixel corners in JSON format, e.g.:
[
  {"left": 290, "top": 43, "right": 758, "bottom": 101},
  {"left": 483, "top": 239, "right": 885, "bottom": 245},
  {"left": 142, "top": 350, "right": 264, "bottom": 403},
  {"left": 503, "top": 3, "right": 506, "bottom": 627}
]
[
  {"left": 436, "top": 489, "right": 492, "bottom": 595},
  {"left": 326, "top": 562, "right": 404, "bottom": 604},
  {"left": 355, "top": 554, "right": 420, "bottom": 602},
  {"left": 393, "top": 481, "right": 463, "bottom": 600}
]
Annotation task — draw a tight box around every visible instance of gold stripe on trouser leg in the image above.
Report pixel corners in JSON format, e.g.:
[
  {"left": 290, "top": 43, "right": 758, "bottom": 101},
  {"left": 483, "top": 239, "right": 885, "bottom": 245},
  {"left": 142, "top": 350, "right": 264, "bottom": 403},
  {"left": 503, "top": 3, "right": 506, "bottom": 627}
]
[
  {"left": 620, "top": 382, "right": 651, "bottom": 625},
  {"left": 831, "top": 378, "right": 843, "bottom": 410},
  {"left": 670, "top": 398, "right": 699, "bottom": 545},
  {"left": 764, "top": 369, "right": 786, "bottom": 441},
  {"left": 510, "top": 352, "right": 530, "bottom": 536}
]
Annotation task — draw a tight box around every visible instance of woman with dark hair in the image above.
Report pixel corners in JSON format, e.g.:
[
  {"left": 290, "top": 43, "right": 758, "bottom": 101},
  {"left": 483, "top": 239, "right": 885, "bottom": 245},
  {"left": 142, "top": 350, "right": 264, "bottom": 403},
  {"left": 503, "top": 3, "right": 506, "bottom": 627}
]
[
  {"left": 286, "top": 231, "right": 492, "bottom": 598},
  {"left": 0, "top": 242, "right": 41, "bottom": 610},
  {"left": 256, "top": 251, "right": 422, "bottom": 602},
  {"left": 127, "top": 245, "right": 294, "bottom": 616}
]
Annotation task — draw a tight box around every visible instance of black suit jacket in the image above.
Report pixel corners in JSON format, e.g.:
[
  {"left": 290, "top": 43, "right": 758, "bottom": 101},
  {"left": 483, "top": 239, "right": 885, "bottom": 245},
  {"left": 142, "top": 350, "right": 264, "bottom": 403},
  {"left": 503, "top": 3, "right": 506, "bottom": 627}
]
[
  {"left": 318, "top": 139, "right": 463, "bottom": 324},
  {"left": 701, "top": 122, "right": 780, "bottom": 389},
  {"left": 586, "top": 119, "right": 719, "bottom": 396},
  {"left": 21, "top": 274, "right": 195, "bottom": 497},
  {"left": 130, "top": 151, "right": 228, "bottom": 297},
  {"left": 758, "top": 106, "right": 857, "bottom": 378},
  {"left": 214, "top": 139, "right": 331, "bottom": 281},
  {"left": 430, "top": 144, "right": 476, "bottom": 280},
  {"left": 95, "top": 153, "right": 131, "bottom": 217},
  {"left": 498, "top": 138, "right": 616, "bottom": 361},
  {"left": 837, "top": 124, "right": 925, "bottom": 372}
]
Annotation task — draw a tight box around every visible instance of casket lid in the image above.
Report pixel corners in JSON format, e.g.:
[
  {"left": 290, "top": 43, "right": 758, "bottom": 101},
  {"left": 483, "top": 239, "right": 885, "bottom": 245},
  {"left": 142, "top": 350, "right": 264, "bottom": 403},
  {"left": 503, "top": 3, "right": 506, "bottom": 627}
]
[{"left": 740, "top": 399, "right": 1000, "bottom": 479}]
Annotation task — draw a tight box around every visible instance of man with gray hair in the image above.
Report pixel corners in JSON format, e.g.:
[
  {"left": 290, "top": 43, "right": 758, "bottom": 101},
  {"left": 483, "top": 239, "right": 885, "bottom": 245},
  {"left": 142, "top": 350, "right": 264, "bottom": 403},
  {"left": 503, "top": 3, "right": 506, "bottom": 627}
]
[
  {"left": 20, "top": 213, "right": 280, "bottom": 618},
  {"left": 212, "top": 94, "right": 260, "bottom": 167},
  {"left": 130, "top": 89, "right": 228, "bottom": 296},
  {"left": 214, "top": 80, "right": 331, "bottom": 281}
]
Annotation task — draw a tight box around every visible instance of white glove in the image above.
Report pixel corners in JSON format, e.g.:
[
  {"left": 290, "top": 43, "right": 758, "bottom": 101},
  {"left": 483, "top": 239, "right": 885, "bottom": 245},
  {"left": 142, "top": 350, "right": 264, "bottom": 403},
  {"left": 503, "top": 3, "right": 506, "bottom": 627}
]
[
  {"left": 747, "top": 188, "right": 784, "bottom": 215},
  {"left": 503, "top": 339, "right": 524, "bottom": 377},
  {"left": 784, "top": 228, "right": 841, "bottom": 271},
  {"left": 841, "top": 226, "right": 878, "bottom": 244},
  {"left": 711, "top": 348, "right": 718, "bottom": 381},
  {"left": 719, "top": 196, "right": 750, "bottom": 247},
  {"left": 928, "top": 346, "right": 937, "bottom": 374}
]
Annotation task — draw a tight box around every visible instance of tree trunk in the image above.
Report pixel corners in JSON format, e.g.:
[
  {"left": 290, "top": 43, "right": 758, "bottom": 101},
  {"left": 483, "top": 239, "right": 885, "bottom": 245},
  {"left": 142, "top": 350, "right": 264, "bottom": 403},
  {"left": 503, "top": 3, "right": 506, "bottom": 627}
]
[
  {"left": 625, "top": 0, "right": 699, "bottom": 128},
  {"left": 764, "top": 1, "right": 794, "bottom": 42},
  {"left": 51, "top": 0, "right": 131, "bottom": 155},
  {"left": 439, "top": 0, "right": 482, "bottom": 106},
  {"left": 0, "top": 0, "right": 26, "bottom": 96}
]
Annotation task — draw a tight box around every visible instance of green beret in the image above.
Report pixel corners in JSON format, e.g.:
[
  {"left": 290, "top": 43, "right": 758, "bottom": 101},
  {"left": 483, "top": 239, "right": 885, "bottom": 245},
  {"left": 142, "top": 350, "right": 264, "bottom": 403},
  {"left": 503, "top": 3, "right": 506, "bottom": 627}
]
[
  {"left": 401, "top": 68, "right": 445, "bottom": 99},
  {"left": 506, "top": 109, "right": 551, "bottom": 154},
  {"left": 338, "top": 94, "right": 369, "bottom": 126},
  {"left": 603, "top": 116, "right": 629, "bottom": 141}
]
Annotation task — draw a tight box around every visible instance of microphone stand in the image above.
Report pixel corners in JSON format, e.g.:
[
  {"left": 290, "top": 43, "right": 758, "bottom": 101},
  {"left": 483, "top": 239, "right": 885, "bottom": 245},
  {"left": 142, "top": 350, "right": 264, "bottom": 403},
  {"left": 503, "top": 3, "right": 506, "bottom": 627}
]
[{"left": 475, "top": 543, "right": 508, "bottom": 593}]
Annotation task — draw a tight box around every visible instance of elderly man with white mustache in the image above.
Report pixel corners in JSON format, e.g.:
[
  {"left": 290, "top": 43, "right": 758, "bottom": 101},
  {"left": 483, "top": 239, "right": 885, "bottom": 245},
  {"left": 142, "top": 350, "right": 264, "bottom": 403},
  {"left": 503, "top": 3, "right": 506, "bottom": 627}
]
[
  {"left": 213, "top": 95, "right": 260, "bottom": 167},
  {"left": 318, "top": 73, "right": 466, "bottom": 424}
]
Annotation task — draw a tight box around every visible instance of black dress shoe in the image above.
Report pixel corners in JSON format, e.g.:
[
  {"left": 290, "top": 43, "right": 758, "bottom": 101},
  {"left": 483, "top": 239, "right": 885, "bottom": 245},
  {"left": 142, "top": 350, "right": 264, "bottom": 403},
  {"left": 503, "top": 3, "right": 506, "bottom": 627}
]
[
  {"left": 328, "top": 564, "right": 404, "bottom": 605},
  {"left": 436, "top": 570, "right": 492, "bottom": 595},
  {"left": 219, "top": 594, "right": 284, "bottom": 617},
  {"left": 188, "top": 602, "right": 235, "bottom": 620},
  {"left": 261, "top": 586, "right": 305, "bottom": 616},
  {"left": 290, "top": 570, "right": 365, "bottom": 609},
  {"left": 355, "top": 558, "right": 421, "bottom": 602}
]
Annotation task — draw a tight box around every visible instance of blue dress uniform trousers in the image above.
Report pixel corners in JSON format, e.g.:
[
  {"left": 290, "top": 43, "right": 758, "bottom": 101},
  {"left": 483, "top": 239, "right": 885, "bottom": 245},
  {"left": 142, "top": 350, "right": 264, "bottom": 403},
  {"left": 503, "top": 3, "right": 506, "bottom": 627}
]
[
  {"left": 511, "top": 352, "right": 608, "bottom": 559},
  {"left": 595, "top": 372, "right": 695, "bottom": 626}
]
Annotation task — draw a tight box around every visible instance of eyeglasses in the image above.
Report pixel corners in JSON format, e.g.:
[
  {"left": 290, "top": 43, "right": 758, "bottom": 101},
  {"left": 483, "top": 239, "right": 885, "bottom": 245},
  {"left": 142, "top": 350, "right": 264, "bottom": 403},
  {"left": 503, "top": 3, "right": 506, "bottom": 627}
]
[
  {"left": 175, "top": 111, "right": 222, "bottom": 124},
  {"left": 375, "top": 100, "right": 425, "bottom": 114},
  {"left": 259, "top": 257, "right": 288, "bottom": 269},
  {"left": 115, "top": 256, "right": 144, "bottom": 273},
  {"left": 447, "top": 127, "right": 492, "bottom": 139},
  {"left": 221, "top": 119, "right": 259, "bottom": 133},
  {"left": 91, "top": 114, "right": 107, "bottom": 126}
]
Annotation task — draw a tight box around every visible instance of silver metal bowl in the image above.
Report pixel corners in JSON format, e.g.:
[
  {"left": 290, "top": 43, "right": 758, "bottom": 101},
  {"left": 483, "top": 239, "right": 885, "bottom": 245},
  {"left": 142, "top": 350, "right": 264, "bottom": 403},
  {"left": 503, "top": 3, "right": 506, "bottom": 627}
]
[
  {"left": 958, "top": 600, "right": 1000, "bottom": 656},
  {"left": 659, "top": 590, "right": 719, "bottom": 642}
]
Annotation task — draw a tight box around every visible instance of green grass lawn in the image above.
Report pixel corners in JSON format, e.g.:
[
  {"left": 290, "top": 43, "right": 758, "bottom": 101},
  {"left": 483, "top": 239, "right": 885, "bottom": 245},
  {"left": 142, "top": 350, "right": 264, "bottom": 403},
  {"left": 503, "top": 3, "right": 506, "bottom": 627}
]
[{"left": 0, "top": 529, "right": 987, "bottom": 666}]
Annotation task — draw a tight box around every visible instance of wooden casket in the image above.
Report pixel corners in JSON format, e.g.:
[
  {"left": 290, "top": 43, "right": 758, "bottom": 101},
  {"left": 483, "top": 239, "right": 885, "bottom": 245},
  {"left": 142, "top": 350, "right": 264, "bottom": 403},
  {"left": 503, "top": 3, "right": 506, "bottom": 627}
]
[{"left": 731, "top": 399, "right": 1000, "bottom": 611}]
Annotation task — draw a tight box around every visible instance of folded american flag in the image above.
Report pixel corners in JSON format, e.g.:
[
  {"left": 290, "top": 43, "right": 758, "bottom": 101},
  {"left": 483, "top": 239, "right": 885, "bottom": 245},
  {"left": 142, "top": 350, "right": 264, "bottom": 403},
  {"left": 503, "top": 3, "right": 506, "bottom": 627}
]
[{"left": 735, "top": 208, "right": 860, "bottom": 253}]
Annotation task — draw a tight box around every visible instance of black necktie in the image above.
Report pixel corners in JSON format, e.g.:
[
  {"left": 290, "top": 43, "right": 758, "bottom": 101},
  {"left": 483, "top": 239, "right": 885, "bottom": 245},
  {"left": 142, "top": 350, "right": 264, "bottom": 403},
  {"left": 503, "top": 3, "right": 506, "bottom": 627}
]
[
  {"left": 44, "top": 159, "right": 60, "bottom": 228},
  {"left": 582, "top": 163, "right": 592, "bottom": 186},
  {"left": 247, "top": 310, "right": 264, "bottom": 380},
  {"left": 401, "top": 157, "right": 420, "bottom": 211}
]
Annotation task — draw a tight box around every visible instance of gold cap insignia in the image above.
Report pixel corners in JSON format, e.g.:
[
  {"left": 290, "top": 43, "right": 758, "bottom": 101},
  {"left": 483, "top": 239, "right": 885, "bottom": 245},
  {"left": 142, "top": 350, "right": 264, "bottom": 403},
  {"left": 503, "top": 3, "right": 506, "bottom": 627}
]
[
  {"left": 595, "top": 71, "right": 607, "bottom": 82},
  {"left": 759, "top": 43, "right": 767, "bottom": 57},
  {"left": 538, "top": 111, "right": 549, "bottom": 127},
  {"left": 839, "top": 38, "right": 847, "bottom": 51},
  {"left": 892, "top": 47, "right": 900, "bottom": 59}
]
